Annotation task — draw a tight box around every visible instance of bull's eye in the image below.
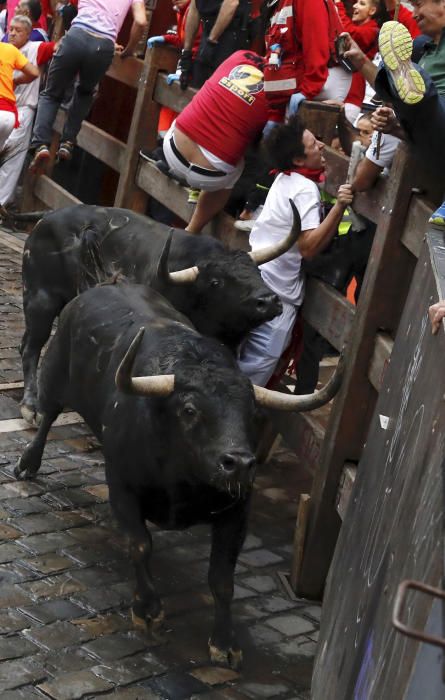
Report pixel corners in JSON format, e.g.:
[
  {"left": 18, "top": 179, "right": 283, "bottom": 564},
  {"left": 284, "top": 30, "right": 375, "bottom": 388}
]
[
  {"left": 183, "top": 404, "right": 197, "bottom": 417},
  {"left": 210, "top": 279, "right": 221, "bottom": 288}
]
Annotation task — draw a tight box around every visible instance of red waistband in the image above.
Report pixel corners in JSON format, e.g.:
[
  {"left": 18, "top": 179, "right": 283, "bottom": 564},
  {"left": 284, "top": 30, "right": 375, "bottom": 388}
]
[{"left": 0, "top": 98, "right": 19, "bottom": 128}]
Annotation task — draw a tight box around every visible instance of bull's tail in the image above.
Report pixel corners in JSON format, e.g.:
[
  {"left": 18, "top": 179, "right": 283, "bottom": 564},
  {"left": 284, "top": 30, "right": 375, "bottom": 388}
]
[
  {"left": 78, "top": 225, "right": 117, "bottom": 291},
  {"left": 5, "top": 210, "right": 48, "bottom": 222}
]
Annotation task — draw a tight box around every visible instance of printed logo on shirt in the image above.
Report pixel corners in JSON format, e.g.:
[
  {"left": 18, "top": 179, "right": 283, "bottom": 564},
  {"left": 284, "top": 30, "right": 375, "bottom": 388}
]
[{"left": 219, "top": 64, "right": 264, "bottom": 105}]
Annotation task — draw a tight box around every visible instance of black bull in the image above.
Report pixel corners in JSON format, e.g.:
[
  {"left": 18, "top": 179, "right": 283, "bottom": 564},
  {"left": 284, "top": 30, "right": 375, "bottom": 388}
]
[
  {"left": 15, "top": 283, "right": 344, "bottom": 668},
  {"left": 20, "top": 204, "right": 301, "bottom": 424}
]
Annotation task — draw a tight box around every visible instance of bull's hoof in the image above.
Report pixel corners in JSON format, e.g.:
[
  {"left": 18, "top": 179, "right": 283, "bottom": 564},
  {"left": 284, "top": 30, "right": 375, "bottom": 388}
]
[
  {"left": 20, "top": 403, "right": 38, "bottom": 426},
  {"left": 208, "top": 640, "right": 243, "bottom": 670},
  {"left": 14, "top": 459, "right": 37, "bottom": 481},
  {"left": 131, "top": 607, "right": 165, "bottom": 639}
]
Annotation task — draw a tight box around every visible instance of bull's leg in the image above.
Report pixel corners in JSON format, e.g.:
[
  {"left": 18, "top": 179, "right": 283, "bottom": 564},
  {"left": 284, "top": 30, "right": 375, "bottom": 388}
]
[
  {"left": 106, "top": 470, "right": 163, "bottom": 633},
  {"left": 20, "top": 290, "right": 63, "bottom": 425},
  {"left": 208, "top": 497, "right": 251, "bottom": 670},
  {"left": 14, "top": 406, "right": 61, "bottom": 479}
]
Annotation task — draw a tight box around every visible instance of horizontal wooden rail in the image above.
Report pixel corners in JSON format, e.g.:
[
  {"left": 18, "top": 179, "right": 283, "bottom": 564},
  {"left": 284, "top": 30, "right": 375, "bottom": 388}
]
[
  {"left": 34, "top": 175, "right": 81, "bottom": 210},
  {"left": 54, "top": 112, "right": 126, "bottom": 173},
  {"left": 154, "top": 73, "right": 196, "bottom": 113},
  {"left": 302, "top": 278, "right": 355, "bottom": 352},
  {"left": 106, "top": 54, "right": 144, "bottom": 89}
]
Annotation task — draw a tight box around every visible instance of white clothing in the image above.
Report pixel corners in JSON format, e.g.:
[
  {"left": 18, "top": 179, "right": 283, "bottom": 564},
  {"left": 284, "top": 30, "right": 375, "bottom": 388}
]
[
  {"left": 163, "top": 123, "right": 244, "bottom": 191},
  {"left": 15, "top": 41, "right": 42, "bottom": 110},
  {"left": 250, "top": 172, "right": 321, "bottom": 307},
  {"left": 366, "top": 130, "right": 401, "bottom": 172},
  {"left": 315, "top": 66, "right": 352, "bottom": 102},
  {"left": 238, "top": 172, "right": 321, "bottom": 386},
  {"left": 344, "top": 102, "right": 361, "bottom": 124},
  {"left": 0, "top": 105, "right": 33, "bottom": 205},
  {"left": 0, "top": 112, "right": 15, "bottom": 150},
  {"left": 237, "top": 300, "right": 297, "bottom": 386}
]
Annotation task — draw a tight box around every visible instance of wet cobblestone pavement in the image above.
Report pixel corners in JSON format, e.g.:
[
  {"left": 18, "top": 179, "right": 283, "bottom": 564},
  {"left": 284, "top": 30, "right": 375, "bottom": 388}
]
[{"left": 0, "top": 229, "right": 319, "bottom": 699}]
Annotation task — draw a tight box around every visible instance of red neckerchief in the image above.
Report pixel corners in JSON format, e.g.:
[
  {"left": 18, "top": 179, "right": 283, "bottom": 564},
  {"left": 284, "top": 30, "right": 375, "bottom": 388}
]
[{"left": 269, "top": 166, "right": 325, "bottom": 183}]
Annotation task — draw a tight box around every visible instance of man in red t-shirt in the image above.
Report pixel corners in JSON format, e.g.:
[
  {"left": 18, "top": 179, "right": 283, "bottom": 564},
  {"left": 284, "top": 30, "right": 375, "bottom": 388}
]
[{"left": 163, "top": 49, "right": 268, "bottom": 233}]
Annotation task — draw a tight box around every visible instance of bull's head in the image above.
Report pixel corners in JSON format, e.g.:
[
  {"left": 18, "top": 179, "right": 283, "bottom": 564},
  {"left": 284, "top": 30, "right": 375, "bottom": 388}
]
[
  {"left": 153, "top": 202, "right": 302, "bottom": 349},
  {"left": 116, "top": 328, "right": 345, "bottom": 492}
]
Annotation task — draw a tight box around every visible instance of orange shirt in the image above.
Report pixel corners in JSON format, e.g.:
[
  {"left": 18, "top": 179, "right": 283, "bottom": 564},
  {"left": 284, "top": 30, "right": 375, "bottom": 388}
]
[{"left": 0, "top": 42, "right": 28, "bottom": 104}]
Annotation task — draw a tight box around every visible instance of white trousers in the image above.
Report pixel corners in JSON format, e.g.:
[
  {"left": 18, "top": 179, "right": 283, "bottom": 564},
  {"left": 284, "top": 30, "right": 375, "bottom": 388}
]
[
  {"left": 237, "top": 300, "right": 298, "bottom": 387},
  {"left": 316, "top": 66, "right": 352, "bottom": 103},
  {"left": 0, "top": 111, "right": 15, "bottom": 152},
  {"left": 0, "top": 106, "right": 34, "bottom": 206}
]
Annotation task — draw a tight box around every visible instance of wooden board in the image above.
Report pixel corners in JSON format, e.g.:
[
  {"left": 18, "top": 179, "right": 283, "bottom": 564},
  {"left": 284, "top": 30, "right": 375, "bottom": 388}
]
[
  {"left": 302, "top": 278, "right": 355, "bottom": 352},
  {"left": 312, "top": 230, "right": 445, "bottom": 699},
  {"left": 53, "top": 112, "right": 126, "bottom": 173},
  {"left": 34, "top": 176, "right": 82, "bottom": 210},
  {"left": 0, "top": 411, "right": 83, "bottom": 434}
]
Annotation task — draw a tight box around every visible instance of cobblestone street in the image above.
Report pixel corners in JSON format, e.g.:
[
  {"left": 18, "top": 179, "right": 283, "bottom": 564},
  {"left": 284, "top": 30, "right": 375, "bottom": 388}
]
[{"left": 0, "top": 228, "right": 319, "bottom": 699}]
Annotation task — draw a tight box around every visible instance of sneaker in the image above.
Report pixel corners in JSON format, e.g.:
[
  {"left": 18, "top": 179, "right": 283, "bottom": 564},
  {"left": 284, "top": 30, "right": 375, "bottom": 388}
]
[
  {"left": 29, "top": 144, "right": 50, "bottom": 172},
  {"left": 234, "top": 205, "right": 263, "bottom": 232},
  {"left": 187, "top": 188, "right": 200, "bottom": 204},
  {"left": 429, "top": 201, "right": 445, "bottom": 228},
  {"left": 57, "top": 140, "right": 74, "bottom": 161},
  {"left": 378, "top": 21, "right": 425, "bottom": 105}
]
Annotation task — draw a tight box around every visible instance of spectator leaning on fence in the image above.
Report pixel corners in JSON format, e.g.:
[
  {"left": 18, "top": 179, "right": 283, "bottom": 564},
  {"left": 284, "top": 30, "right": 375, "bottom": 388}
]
[
  {"left": 179, "top": 0, "right": 251, "bottom": 89},
  {"left": 0, "top": 15, "right": 54, "bottom": 210},
  {"left": 0, "top": 27, "right": 38, "bottom": 149},
  {"left": 29, "top": 0, "right": 148, "bottom": 170},
  {"left": 341, "top": 0, "right": 445, "bottom": 223},
  {"left": 237, "top": 116, "right": 353, "bottom": 387}
]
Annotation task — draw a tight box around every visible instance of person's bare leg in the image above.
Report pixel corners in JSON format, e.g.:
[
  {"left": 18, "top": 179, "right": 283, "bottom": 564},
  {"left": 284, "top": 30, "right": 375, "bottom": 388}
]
[{"left": 186, "top": 189, "right": 232, "bottom": 234}]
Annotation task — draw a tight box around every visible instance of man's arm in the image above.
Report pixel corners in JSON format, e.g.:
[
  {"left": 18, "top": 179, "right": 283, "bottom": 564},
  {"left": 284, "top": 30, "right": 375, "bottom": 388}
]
[
  {"left": 352, "top": 158, "right": 383, "bottom": 192},
  {"left": 183, "top": 0, "right": 201, "bottom": 51},
  {"left": 208, "top": 0, "right": 239, "bottom": 43},
  {"left": 297, "top": 184, "right": 353, "bottom": 259},
  {"left": 342, "top": 32, "right": 378, "bottom": 87},
  {"left": 14, "top": 61, "right": 39, "bottom": 87},
  {"left": 120, "top": 1, "right": 148, "bottom": 59}
]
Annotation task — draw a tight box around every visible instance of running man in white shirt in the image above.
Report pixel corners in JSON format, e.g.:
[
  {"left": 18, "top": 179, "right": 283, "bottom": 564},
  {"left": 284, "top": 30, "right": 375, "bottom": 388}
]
[{"left": 238, "top": 115, "right": 353, "bottom": 386}]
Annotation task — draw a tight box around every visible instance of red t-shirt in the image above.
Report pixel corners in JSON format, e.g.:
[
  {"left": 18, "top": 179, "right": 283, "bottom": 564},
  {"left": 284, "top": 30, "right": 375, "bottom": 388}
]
[{"left": 176, "top": 50, "right": 268, "bottom": 166}]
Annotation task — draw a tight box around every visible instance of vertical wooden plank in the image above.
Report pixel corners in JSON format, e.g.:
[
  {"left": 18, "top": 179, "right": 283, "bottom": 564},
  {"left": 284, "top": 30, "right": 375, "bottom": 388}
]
[
  {"left": 297, "top": 146, "right": 422, "bottom": 598},
  {"left": 114, "top": 45, "right": 178, "bottom": 212}
]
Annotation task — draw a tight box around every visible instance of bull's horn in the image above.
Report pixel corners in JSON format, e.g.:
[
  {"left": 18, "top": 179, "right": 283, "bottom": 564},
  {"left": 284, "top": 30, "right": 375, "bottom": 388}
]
[
  {"left": 115, "top": 327, "right": 175, "bottom": 397},
  {"left": 249, "top": 199, "right": 302, "bottom": 266},
  {"left": 253, "top": 350, "right": 345, "bottom": 411},
  {"left": 155, "top": 228, "right": 199, "bottom": 285}
]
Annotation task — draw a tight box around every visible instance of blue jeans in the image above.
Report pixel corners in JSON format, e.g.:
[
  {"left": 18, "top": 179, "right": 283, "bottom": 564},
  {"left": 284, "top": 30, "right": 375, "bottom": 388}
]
[
  {"left": 31, "top": 26, "right": 114, "bottom": 148},
  {"left": 375, "top": 63, "right": 445, "bottom": 168}
]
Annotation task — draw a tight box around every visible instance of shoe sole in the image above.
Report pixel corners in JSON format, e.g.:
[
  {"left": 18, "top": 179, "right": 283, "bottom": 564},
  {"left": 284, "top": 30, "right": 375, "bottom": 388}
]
[
  {"left": 29, "top": 150, "right": 50, "bottom": 174},
  {"left": 379, "top": 21, "right": 425, "bottom": 105}
]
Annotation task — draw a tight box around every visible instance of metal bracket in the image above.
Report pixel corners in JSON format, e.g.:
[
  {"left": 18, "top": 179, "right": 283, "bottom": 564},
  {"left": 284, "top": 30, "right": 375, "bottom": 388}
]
[{"left": 393, "top": 579, "right": 445, "bottom": 649}]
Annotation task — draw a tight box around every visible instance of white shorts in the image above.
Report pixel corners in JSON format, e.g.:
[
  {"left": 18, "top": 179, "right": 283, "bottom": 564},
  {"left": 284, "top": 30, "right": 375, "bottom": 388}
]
[
  {"left": 0, "top": 111, "right": 16, "bottom": 151},
  {"left": 163, "top": 123, "right": 244, "bottom": 192},
  {"left": 237, "top": 301, "right": 298, "bottom": 387}
]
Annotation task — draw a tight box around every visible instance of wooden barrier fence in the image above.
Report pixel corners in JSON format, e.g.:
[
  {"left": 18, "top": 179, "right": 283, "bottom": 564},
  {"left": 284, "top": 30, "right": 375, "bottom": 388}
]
[{"left": 20, "top": 46, "right": 440, "bottom": 599}]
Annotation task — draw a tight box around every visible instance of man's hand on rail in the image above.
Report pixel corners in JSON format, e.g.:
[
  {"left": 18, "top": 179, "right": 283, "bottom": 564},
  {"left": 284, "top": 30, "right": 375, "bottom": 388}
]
[
  {"left": 336, "top": 183, "right": 354, "bottom": 207},
  {"left": 370, "top": 106, "right": 397, "bottom": 133},
  {"left": 179, "top": 49, "right": 193, "bottom": 90}
]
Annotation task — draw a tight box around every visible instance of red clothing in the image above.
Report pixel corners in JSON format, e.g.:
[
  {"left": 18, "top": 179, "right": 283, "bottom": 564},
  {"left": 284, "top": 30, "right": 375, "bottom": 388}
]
[
  {"left": 389, "top": 5, "right": 421, "bottom": 39},
  {"left": 176, "top": 50, "right": 268, "bottom": 166},
  {"left": 36, "top": 41, "right": 55, "bottom": 65},
  {"left": 162, "top": 2, "right": 201, "bottom": 57},
  {"left": 336, "top": 2, "right": 378, "bottom": 58},
  {"left": 263, "top": 0, "right": 343, "bottom": 112}
]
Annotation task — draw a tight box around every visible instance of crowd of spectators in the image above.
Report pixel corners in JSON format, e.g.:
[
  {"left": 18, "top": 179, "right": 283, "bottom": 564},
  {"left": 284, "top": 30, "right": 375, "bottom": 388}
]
[{"left": 0, "top": 0, "right": 443, "bottom": 384}]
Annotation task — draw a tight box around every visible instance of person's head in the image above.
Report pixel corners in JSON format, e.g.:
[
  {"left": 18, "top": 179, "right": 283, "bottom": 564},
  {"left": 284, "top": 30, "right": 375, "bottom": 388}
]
[
  {"left": 263, "top": 115, "right": 325, "bottom": 172},
  {"left": 412, "top": 0, "right": 445, "bottom": 41},
  {"left": 15, "top": 0, "right": 41, "bottom": 24},
  {"left": 9, "top": 15, "right": 32, "bottom": 48},
  {"left": 356, "top": 113, "right": 374, "bottom": 147},
  {"left": 352, "top": 0, "right": 379, "bottom": 24}
]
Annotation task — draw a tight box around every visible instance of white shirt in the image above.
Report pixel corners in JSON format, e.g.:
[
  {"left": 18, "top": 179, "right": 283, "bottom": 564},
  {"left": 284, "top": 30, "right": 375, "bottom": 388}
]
[
  {"left": 249, "top": 172, "right": 321, "bottom": 307},
  {"left": 14, "top": 41, "right": 42, "bottom": 109}
]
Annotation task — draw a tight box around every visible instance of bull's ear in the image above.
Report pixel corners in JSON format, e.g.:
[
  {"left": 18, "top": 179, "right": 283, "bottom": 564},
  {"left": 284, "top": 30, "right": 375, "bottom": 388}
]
[{"left": 153, "top": 228, "right": 175, "bottom": 290}]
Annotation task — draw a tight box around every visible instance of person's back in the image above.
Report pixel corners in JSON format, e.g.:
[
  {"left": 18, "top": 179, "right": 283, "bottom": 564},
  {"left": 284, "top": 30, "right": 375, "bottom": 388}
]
[{"left": 72, "top": 0, "right": 137, "bottom": 42}]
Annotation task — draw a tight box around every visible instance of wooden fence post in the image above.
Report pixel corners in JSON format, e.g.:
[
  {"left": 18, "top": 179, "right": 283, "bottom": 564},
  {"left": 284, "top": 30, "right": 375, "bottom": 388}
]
[
  {"left": 114, "top": 45, "right": 178, "bottom": 212},
  {"left": 297, "top": 146, "right": 421, "bottom": 599}
]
